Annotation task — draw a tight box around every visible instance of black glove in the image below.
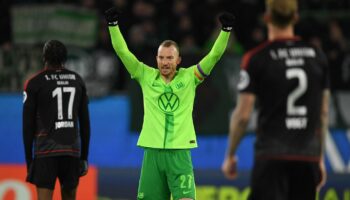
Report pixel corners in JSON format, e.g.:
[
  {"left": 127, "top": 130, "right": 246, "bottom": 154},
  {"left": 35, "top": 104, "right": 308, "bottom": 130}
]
[
  {"left": 104, "top": 7, "right": 120, "bottom": 26},
  {"left": 80, "top": 160, "right": 88, "bottom": 177},
  {"left": 219, "top": 12, "right": 235, "bottom": 32}
]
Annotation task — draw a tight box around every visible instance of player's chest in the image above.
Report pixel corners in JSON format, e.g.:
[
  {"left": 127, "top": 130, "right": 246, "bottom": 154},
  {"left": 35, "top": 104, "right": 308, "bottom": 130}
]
[{"left": 142, "top": 77, "right": 195, "bottom": 105}]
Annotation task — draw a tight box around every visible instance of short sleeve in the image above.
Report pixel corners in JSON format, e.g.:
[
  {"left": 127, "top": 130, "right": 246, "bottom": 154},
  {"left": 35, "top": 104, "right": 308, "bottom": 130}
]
[{"left": 238, "top": 53, "right": 259, "bottom": 94}]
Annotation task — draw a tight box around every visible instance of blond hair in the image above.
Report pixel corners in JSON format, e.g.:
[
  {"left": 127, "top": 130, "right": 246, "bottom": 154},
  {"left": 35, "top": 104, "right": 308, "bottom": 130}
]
[
  {"left": 266, "top": 0, "right": 298, "bottom": 28},
  {"left": 159, "top": 40, "right": 180, "bottom": 54}
]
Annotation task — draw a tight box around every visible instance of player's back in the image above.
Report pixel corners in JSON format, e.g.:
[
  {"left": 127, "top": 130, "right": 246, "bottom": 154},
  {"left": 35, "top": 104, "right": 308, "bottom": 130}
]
[
  {"left": 24, "top": 67, "right": 87, "bottom": 157},
  {"left": 240, "top": 38, "right": 329, "bottom": 160}
]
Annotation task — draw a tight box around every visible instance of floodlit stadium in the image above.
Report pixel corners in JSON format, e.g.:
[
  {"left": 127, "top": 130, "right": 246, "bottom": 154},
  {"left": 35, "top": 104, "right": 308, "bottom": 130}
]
[{"left": 0, "top": 0, "right": 349, "bottom": 199}]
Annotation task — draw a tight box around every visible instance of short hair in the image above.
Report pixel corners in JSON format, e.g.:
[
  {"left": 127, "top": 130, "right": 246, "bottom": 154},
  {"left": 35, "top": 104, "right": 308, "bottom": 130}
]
[
  {"left": 159, "top": 40, "right": 180, "bottom": 55},
  {"left": 43, "top": 40, "right": 67, "bottom": 66},
  {"left": 266, "top": 0, "right": 298, "bottom": 28}
]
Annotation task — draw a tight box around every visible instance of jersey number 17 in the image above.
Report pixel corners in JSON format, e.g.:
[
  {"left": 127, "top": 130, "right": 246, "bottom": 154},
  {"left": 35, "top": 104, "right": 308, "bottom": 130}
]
[{"left": 52, "top": 87, "right": 76, "bottom": 120}]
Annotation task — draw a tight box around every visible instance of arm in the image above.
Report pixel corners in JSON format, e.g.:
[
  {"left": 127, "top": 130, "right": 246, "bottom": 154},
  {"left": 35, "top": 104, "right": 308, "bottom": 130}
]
[
  {"left": 105, "top": 8, "right": 143, "bottom": 78},
  {"left": 222, "top": 93, "right": 255, "bottom": 179},
  {"left": 197, "top": 30, "right": 230, "bottom": 76},
  {"left": 108, "top": 26, "right": 142, "bottom": 77},
  {"left": 22, "top": 82, "right": 36, "bottom": 171},
  {"left": 317, "top": 89, "right": 330, "bottom": 191},
  {"left": 79, "top": 84, "right": 90, "bottom": 176},
  {"left": 195, "top": 12, "right": 234, "bottom": 79}
]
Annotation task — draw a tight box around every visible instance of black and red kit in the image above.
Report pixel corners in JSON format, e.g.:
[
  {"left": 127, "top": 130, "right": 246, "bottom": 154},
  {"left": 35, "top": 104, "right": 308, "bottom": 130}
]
[
  {"left": 239, "top": 37, "right": 329, "bottom": 161},
  {"left": 23, "top": 67, "right": 90, "bottom": 166}
]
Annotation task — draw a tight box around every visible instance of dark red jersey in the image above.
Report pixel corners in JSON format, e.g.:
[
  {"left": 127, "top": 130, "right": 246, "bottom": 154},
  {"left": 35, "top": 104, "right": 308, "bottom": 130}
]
[
  {"left": 238, "top": 38, "right": 329, "bottom": 161},
  {"left": 23, "top": 67, "right": 90, "bottom": 164}
]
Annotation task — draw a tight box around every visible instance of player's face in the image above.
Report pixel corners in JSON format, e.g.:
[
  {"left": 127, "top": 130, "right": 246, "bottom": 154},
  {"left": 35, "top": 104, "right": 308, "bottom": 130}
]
[{"left": 156, "top": 45, "right": 181, "bottom": 78}]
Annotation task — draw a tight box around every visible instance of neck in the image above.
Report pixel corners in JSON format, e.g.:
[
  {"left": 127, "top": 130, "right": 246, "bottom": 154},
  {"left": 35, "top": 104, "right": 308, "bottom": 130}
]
[
  {"left": 45, "top": 63, "right": 63, "bottom": 69},
  {"left": 268, "top": 24, "right": 294, "bottom": 41},
  {"left": 161, "top": 73, "right": 175, "bottom": 84}
]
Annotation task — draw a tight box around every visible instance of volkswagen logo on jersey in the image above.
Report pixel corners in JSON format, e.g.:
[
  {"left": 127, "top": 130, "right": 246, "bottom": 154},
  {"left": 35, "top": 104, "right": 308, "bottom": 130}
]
[{"left": 158, "top": 92, "right": 180, "bottom": 113}]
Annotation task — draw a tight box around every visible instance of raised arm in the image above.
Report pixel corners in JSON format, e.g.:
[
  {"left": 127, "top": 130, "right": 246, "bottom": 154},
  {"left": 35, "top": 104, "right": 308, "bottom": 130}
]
[
  {"left": 105, "top": 8, "right": 142, "bottom": 77},
  {"left": 197, "top": 13, "right": 235, "bottom": 77}
]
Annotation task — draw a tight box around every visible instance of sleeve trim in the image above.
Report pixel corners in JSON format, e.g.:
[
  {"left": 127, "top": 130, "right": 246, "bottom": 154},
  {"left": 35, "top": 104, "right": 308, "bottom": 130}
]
[
  {"left": 197, "top": 64, "right": 208, "bottom": 77},
  {"left": 194, "top": 68, "right": 204, "bottom": 81}
]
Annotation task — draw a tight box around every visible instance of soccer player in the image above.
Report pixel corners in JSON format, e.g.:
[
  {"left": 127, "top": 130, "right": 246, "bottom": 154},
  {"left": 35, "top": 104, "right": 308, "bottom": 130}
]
[
  {"left": 221, "top": 0, "right": 329, "bottom": 199},
  {"left": 23, "top": 40, "right": 90, "bottom": 200},
  {"left": 105, "top": 7, "right": 234, "bottom": 200}
]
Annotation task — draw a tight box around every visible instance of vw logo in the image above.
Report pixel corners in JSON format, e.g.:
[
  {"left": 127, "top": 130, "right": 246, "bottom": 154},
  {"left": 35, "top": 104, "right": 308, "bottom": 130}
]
[{"left": 158, "top": 92, "right": 180, "bottom": 113}]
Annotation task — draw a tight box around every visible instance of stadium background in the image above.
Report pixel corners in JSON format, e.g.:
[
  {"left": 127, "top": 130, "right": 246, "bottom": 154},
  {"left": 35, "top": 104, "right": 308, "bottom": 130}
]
[{"left": 0, "top": 0, "right": 350, "bottom": 199}]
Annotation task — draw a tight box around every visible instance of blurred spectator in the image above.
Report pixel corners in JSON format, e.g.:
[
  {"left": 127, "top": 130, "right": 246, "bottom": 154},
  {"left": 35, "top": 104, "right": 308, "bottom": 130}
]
[
  {"left": 180, "top": 34, "right": 200, "bottom": 54},
  {"left": 245, "top": 24, "right": 266, "bottom": 50},
  {"left": 324, "top": 20, "right": 350, "bottom": 91},
  {"left": 81, "top": 0, "right": 94, "bottom": 9},
  {"left": 132, "top": 0, "right": 155, "bottom": 23},
  {"left": 1, "top": 0, "right": 350, "bottom": 94},
  {"left": 0, "top": 0, "right": 12, "bottom": 47}
]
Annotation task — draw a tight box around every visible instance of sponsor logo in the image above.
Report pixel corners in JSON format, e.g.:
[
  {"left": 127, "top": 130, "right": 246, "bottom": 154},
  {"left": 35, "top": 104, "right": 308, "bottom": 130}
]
[
  {"left": 183, "top": 190, "right": 192, "bottom": 195},
  {"left": 158, "top": 92, "right": 180, "bottom": 113},
  {"left": 138, "top": 192, "right": 144, "bottom": 199}
]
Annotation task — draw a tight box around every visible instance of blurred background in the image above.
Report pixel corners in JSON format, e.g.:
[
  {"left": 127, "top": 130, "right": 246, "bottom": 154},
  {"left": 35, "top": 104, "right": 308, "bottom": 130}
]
[{"left": 0, "top": 0, "right": 349, "bottom": 199}]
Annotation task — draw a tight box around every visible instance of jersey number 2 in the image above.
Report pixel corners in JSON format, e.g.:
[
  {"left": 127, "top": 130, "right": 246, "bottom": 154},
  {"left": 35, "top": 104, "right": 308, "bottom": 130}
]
[
  {"left": 52, "top": 87, "right": 76, "bottom": 120},
  {"left": 286, "top": 68, "right": 307, "bottom": 116}
]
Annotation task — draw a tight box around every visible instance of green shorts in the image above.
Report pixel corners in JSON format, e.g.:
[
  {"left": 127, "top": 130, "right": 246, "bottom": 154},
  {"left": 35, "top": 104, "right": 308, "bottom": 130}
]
[{"left": 137, "top": 148, "right": 196, "bottom": 200}]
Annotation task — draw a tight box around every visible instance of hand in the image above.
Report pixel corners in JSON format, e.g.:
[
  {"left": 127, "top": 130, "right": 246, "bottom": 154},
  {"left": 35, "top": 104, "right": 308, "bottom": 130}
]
[
  {"left": 25, "top": 160, "right": 34, "bottom": 182},
  {"left": 104, "top": 7, "right": 120, "bottom": 26},
  {"left": 219, "top": 12, "right": 235, "bottom": 32},
  {"left": 317, "top": 159, "right": 327, "bottom": 191},
  {"left": 80, "top": 160, "right": 88, "bottom": 177},
  {"left": 26, "top": 159, "right": 33, "bottom": 173},
  {"left": 221, "top": 156, "right": 238, "bottom": 179}
]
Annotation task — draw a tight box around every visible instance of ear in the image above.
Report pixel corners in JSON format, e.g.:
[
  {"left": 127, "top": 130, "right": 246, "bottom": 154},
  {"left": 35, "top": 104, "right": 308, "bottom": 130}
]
[{"left": 177, "top": 56, "right": 182, "bottom": 65}]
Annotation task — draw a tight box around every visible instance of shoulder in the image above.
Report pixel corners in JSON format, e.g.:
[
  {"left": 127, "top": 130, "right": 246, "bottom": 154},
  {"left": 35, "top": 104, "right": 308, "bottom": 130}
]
[
  {"left": 24, "top": 69, "right": 48, "bottom": 91},
  {"left": 177, "top": 66, "right": 196, "bottom": 78},
  {"left": 136, "top": 65, "right": 159, "bottom": 83},
  {"left": 241, "top": 41, "right": 271, "bottom": 70},
  {"left": 178, "top": 66, "right": 197, "bottom": 73},
  {"left": 179, "top": 67, "right": 192, "bottom": 72},
  {"left": 143, "top": 66, "right": 158, "bottom": 78},
  {"left": 296, "top": 40, "right": 328, "bottom": 65}
]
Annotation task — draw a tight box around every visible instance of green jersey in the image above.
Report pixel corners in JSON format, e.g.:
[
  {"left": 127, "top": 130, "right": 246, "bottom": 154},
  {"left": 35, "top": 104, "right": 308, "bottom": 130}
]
[{"left": 109, "top": 26, "right": 230, "bottom": 149}]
